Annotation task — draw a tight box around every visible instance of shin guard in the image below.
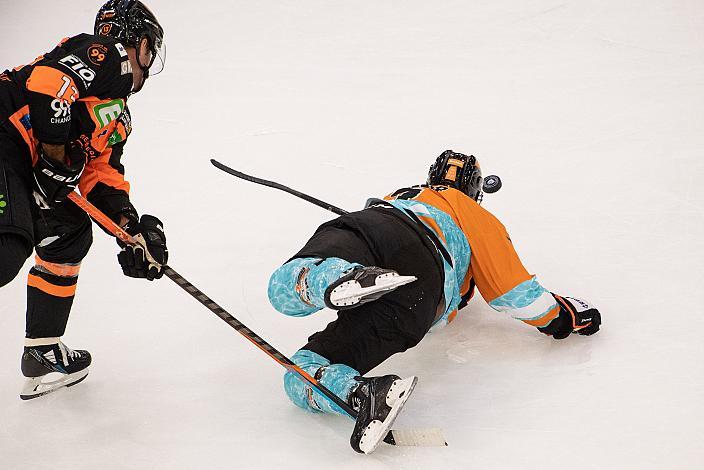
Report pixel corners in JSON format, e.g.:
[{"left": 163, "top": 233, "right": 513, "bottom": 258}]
[
  {"left": 25, "top": 256, "right": 81, "bottom": 339},
  {"left": 283, "top": 349, "right": 360, "bottom": 416}
]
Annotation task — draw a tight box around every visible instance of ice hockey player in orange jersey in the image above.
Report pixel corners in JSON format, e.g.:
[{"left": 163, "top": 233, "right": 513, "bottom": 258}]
[
  {"left": 0, "top": 1, "right": 168, "bottom": 399},
  {"left": 268, "top": 150, "right": 602, "bottom": 453}
]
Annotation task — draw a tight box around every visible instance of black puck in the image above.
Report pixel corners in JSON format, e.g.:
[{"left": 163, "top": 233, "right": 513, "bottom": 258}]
[{"left": 482, "top": 175, "right": 502, "bottom": 193}]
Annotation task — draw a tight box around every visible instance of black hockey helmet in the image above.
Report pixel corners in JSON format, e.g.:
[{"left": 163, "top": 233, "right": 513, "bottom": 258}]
[
  {"left": 427, "top": 150, "right": 483, "bottom": 201},
  {"left": 95, "top": 0, "right": 165, "bottom": 78}
]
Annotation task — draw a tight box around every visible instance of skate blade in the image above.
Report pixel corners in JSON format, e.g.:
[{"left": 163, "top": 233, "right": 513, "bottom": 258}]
[
  {"left": 20, "top": 369, "right": 89, "bottom": 400},
  {"left": 359, "top": 376, "right": 418, "bottom": 454},
  {"left": 330, "top": 274, "right": 417, "bottom": 307},
  {"left": 384, "top": 427, "right": 447, "bottom": 447}
]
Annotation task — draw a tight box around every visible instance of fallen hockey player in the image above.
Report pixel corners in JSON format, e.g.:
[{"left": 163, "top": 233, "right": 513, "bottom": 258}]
[{"left": 267, "top": 150, "right": 602, "bottom": 453}]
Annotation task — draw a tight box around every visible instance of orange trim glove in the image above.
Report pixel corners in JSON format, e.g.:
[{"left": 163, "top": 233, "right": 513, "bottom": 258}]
[{"left": 538, "top": 294, "right": 602, "bottom": 340}]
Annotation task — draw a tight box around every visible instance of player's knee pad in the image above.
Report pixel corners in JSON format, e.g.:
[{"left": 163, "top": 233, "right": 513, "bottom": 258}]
[
  {"left": 268, "top": 258, "right": 323, "bottom": 317},
  {"left": 268, "top": 257, "right": 361, "bottom": 316},
  {"left": 283, "top": 349, "right": 360, "bottom": 415},
  {"left": 35, "top": 214, "right": 93, "bottom": 264},
  {"left": 0, "top": 234, "right": 31, "bottom": 287}
]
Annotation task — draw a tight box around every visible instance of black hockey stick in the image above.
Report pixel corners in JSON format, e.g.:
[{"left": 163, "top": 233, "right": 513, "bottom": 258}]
[
  {"left": 211, "top": 158, "right": 501, "bottom": 216},
  {"left": 68, "top": 192, "right": 354, "bottom": 413},
  {"left": 68, "top": 192, "right": 443, "bottom": 447},
  {"left": 210, "top": 159, "right": 349, "bottom": 216}
]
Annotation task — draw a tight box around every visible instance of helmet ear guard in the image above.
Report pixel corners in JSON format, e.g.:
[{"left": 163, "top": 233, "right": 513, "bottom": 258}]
[{"left": 427, "top": 150, "right": 484, "bottom": 202}]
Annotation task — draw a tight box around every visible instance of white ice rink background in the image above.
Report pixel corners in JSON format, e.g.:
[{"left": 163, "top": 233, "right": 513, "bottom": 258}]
[{"left": 1, "top": 1, "right": 703, "bottom": 468}]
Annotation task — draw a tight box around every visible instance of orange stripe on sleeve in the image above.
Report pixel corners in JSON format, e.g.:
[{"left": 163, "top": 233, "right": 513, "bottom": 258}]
[
  {"left": 78, "top": 146, "right": 130, "bottom": 196},
  {"left": 26, "top": 66, "right": 79, "bottom": 102},
  {"left": 7, "top": 105, "right": 38, "bottom": 163},
  {"left": 27, "top": 274, "right": 77, "bottom": 298}
]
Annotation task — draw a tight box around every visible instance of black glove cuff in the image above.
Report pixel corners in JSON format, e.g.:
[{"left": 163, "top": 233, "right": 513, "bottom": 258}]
[
  {"left": 33, "top": 149, "right": 84, "bottom": 202},
  {"left": 537, "top": 294, "right": 573, "bottom": 339}
]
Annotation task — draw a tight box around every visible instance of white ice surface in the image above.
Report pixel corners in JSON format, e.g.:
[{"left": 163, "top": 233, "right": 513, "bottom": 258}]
[{"left": 1, "top": 1, "right": 703, "bottom": 469}]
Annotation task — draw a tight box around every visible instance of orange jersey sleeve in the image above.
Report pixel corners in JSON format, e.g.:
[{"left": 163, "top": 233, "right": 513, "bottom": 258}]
[{"left": 388, "top": 186, "right": 559, "bottom": 328}]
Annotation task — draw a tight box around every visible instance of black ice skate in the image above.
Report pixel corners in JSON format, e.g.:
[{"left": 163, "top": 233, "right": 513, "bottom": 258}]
[
  {"left": 349, "top": 374, "right": 418, "bottom": 454},
  {"left": 324, "top": 266, "right": 417, "bottom": 310},
  {"left": 20, "top": 342, "right": 91, "bottom": 400}
]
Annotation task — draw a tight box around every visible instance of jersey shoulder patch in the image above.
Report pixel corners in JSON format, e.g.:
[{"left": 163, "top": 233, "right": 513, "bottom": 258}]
[{"left": 59, "top": 34, "right": 132, "bottom": 98}]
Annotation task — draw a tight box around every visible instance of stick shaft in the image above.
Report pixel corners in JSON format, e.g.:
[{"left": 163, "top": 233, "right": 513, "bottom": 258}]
[
  {"left": 66, "top": 191, "right": 358, "bottom": 418},
  {"left": 211, "top": 159, "right": 349, "bottom": 216}
]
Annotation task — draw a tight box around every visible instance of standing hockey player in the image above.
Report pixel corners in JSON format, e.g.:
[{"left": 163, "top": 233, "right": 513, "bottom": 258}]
[
  {"left": 0, "top": 0, "right": 168, "bottom": 399},
  {"left": 267, "top": 150, "right": 602, "bottom": 453}
]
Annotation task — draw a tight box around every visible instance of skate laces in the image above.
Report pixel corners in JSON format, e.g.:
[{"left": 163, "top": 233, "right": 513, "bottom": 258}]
[{"left": 58, "top": 342, "right": 80, "bottom": 362}]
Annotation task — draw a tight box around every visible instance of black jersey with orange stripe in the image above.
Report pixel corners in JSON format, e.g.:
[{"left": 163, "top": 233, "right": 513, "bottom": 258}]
[
  {"left": 0, "top": 34, "right": 136, "bottom": 223},
  {"left": 5, "top": 33, "right": 132, "bottom": 144}
]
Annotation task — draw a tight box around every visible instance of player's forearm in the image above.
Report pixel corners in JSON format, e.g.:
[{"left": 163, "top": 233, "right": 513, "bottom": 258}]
[
  {"left": 40, "top": 143, "right": 67, "bottom": 164},
  {"left": 117, "top": 214, "right": 132, "bottom": 229},
  {"left": 486, "top": 276, "right": 559, "bottom": 327}
]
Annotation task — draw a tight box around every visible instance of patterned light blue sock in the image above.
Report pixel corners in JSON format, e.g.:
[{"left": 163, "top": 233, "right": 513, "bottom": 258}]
[
  {"left": 268, "top": 257, "right": 362, "bottom": 316},
  {"left": 283, "top": 349, "right": 360, "bottom": 416}
]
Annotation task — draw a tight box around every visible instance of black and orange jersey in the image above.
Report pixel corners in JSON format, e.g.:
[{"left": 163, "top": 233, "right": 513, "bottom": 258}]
[
  {"left": 384, "top": 185, "right": 560, "bottom": 329},
  {"left": 0, "top": 33, "right": 136, "bottom": 221}
]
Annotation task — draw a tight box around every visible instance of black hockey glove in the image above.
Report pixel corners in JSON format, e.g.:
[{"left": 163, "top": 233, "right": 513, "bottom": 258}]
[
  {"left": 117, "top": 215, "right": 168, "bottom": 280},
  {"left": 538, "top": 294, "right": 601, "bottom": 340},
  {"left": 32, "top": 147, "right": 85, "bottom": 204}
]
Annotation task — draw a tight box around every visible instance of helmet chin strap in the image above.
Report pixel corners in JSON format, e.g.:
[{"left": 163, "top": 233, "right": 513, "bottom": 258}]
[{"left": 130, "top": 41, "right": 153, "bottom": 93}]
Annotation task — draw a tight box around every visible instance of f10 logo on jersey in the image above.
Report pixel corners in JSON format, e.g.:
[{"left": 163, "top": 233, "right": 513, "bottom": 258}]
[
  {"left": 58, "top": 55, "right": 95, "bottom": 88},
  {"left": 50, "top": 99, "right": 71, "bottom": 124}
]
